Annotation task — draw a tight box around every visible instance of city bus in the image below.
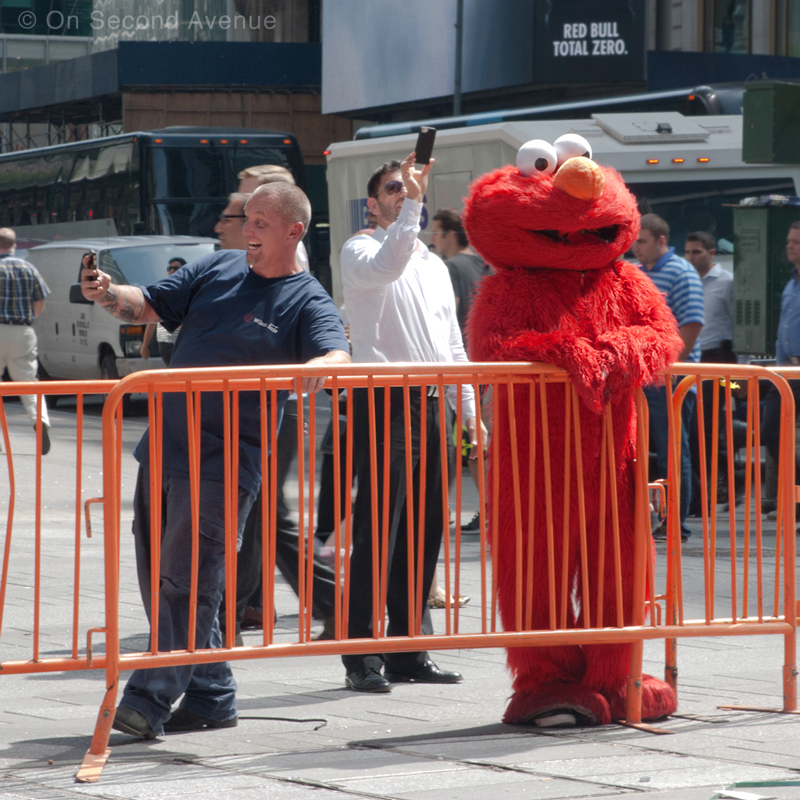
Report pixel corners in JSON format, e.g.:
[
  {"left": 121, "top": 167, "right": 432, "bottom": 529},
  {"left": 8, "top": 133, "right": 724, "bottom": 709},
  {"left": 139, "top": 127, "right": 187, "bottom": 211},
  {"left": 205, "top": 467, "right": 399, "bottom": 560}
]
[{"left": 0, "top": 127, "right": 305, "bottom": 240}]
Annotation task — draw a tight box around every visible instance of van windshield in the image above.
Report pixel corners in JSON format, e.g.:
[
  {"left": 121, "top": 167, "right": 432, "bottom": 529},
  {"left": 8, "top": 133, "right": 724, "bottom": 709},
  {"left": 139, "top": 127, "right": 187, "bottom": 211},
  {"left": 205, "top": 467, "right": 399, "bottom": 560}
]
[{"left": 102, "top": 243, "right": 217, "bottom": 285}]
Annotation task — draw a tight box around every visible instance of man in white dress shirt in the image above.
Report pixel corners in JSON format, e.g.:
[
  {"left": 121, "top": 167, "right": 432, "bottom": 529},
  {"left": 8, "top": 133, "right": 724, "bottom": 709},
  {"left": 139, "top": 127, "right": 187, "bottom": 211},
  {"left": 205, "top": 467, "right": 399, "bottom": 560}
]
[
  {"left": 339, "top": 152, "right": 481, "bottom": 692},
  {"left": 685, "top": 231, "right": 736, "bottom": 513}
]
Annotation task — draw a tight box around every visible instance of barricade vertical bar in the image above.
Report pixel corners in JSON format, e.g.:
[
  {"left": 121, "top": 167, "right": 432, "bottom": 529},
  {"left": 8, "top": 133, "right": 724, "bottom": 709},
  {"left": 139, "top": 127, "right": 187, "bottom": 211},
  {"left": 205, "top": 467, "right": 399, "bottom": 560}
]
[
  {"left": 560, "top": 384, "right": 573, "bottom": 630},
  {"left": 366, "top": 378, "right": 381, "bottom": 639},
  {"left": 491, "top": 379, "right": 501, "bottom": 633},
  {"left": 636, "top": 393, "right": 658, "bottom": 629},
  {"left": 604, "top": 407, "right": 624, "bottom": 628},
  {"left": 776, "top": 371, "right": 797, "bottom": 712},
  {"left": 439, "top": 379, "right": 453, "bottom": 635},
  {"left": 330, "top": 379, "right": 343, "bottom": 640},
  {"left": 305, "top": 390, "right": 317, "bottom": 641},
  {"left": 537, "top": 374, "right": 556, "bottom": 630},
  {"left": 627, "top": 393, "right": 650, "bottom": 725},
  {"left": 258, "top": 379, "right": 271, "bottom": 646},
  {"left": 231, "top": 390, "right": 241, "bottom": 640},
  {"left": 33, "top": 394, "right": 43, "bottom": 661},
  {"left": 739, "top": 379, "right": 751, "bottom": 619},
  {"left": 264, "top": 387, "right": 279, "bottom": 645},
  {"left": 294, "top": 377, "right": 307, "bottom": 640},
  {"left": 0, "top": 400, "right": 15, "bottom": 639},
  {"left": 663, "top": 377, "right": 681, "bottom": 692},
  {"left": 504, "top": 374, "right": 524, "bottom": 630},
  {"left": 72, "top": 394, "right": 85, "bottom": 658},
  {"left": 414, "top": 384, "right": 428, "bottom": 638},
  {"left": 148, "top": 385, "right": 162, "bottom": 654},
  {"left": 571, "top": 386, "right": 590, "bottom": 629},
  {"left": 79, "top": 383, "right": 126, "bottom": 781},
  {"left": 342, "top": 386, "right": 355, "bottom": 636},
  {"left": 695, "top": 378, "right": 713, "bottom": 626},
  {"left": 447, "top": 380, "right": 460, "bottom": 626},
  {"left": 525, "top": 383, "right": 536, "bottom": 630},
  {"left": 723, "top": 378, "right": 739, "bottom": 623},
  {"left": 750, "top": 379, "right": 764, "bottom": 622},
  {"left": 185, "top": 383, "right": 200, "bottom": 652},
  {"left": 596, "top": 413, "right": 608, "bottom": 629},
  {"left": 222, "top": 381, "right": 236, "bottom": 644},
  {"left": 473, "top": 378, "right": 488, "bottom": 635},
  {"left": 378, "top": 382, "right": 391, "bottom": 637}
]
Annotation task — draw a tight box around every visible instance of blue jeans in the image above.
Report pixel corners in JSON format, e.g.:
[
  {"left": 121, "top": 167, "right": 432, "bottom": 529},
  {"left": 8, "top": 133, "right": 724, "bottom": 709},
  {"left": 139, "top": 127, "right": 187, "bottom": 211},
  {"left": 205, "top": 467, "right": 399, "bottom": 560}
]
[
  {"left": 121, "top": 466, "right": 255, "bottom": 733},
  {"left": 644, "top": 385, "right": 695, "bottom": 539}
]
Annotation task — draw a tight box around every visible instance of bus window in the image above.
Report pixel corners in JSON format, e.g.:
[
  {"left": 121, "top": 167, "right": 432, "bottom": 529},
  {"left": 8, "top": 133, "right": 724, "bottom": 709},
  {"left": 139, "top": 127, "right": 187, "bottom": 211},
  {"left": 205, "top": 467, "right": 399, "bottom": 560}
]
[
  {"left": 148, "top": 146, "right": 225, "bottom": 200},
  {"left": 228, "top": 146, "right": 299, "bottom": 185},
  {"left": 147, "top": 201, "right": 226, "bottom": 237},
  {"left": 627, "top": 176, "right": 796, "bottom": 255}
]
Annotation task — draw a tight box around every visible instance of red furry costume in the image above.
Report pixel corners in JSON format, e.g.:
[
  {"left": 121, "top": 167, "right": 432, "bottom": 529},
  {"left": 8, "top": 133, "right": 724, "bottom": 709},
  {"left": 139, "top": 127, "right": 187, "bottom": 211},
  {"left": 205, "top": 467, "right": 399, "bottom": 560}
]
[{"left": 462, "top": 141, "right": 682, "bottom": 726}]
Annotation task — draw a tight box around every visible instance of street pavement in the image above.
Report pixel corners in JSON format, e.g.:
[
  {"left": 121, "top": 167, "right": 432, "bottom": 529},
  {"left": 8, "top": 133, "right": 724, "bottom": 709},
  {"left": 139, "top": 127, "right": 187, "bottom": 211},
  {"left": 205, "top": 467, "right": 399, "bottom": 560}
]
[{"left": 0, "top": 396, "right": 799, "bottom": 799}]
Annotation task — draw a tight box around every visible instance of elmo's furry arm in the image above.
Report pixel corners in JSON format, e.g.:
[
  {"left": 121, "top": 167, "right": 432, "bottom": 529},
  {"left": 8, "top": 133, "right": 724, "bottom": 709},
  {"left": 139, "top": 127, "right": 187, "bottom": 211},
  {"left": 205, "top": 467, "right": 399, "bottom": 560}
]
[
  {"left": 469, "top": 316, "right": 610, "bottom": 415},
  {"left": 596, "top": 261, "right": 684, "bottom": 395}
]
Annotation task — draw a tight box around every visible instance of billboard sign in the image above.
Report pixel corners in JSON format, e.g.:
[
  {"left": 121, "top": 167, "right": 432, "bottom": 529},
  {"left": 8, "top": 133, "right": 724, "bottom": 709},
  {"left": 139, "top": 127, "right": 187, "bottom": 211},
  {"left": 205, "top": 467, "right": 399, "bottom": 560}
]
[{"left": 534, "top": 0, "right": 645, "bottom": 84}]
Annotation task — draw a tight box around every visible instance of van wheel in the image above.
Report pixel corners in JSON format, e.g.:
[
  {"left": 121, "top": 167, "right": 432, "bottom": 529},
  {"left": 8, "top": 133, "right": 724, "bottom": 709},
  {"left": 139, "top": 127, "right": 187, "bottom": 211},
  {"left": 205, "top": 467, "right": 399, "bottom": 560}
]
[{"left": 101, "top": 354, "right": 131, "bottom": 416}]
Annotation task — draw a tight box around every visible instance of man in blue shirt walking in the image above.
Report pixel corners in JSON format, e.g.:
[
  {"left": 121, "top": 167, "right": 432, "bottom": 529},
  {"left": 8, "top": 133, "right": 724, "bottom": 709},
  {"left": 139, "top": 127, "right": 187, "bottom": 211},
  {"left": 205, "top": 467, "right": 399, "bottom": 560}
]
[
  {"left": 632, "top": 214, "right": 705, "bottom": 542},
  {"left": 762, "top": 221, "right": 800, "bottom": 507}
]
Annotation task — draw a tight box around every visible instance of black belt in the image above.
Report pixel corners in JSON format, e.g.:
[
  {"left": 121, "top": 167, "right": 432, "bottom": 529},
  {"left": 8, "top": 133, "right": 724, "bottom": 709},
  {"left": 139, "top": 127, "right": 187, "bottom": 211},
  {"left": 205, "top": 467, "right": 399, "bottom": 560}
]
[{"left": 1, "top": 320, "right": 31, "bottom": 326}]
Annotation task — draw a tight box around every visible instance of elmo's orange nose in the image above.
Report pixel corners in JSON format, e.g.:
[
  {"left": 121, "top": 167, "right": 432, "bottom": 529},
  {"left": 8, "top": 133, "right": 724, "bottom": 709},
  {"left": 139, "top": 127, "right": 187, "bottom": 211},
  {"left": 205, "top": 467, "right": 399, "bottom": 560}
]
[{"left": 553, "top": 157, "right": 605, "bottom": 201}]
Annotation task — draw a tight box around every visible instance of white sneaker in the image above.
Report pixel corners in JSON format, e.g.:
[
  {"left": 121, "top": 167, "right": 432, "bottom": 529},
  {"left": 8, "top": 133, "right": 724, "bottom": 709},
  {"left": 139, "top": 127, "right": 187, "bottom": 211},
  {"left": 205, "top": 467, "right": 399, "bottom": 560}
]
[{"left": 534, "top": 712, "right": 577, "bottom": 728}]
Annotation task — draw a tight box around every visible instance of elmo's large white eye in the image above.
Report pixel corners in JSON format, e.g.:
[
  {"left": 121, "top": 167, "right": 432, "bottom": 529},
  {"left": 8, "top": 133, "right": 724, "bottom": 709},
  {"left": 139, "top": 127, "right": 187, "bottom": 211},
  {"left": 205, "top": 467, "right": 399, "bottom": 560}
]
[
  {"left": 516, "top": 139, "right": 558, "bottom": 176},
  {"left": 554, "top": 133, "right": 593, "bottom": 167}
]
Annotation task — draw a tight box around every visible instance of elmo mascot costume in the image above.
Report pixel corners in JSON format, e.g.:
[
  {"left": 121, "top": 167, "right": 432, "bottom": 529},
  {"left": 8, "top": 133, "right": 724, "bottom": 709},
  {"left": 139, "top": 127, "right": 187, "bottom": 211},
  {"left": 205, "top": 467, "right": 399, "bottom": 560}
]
[{"left": 463, "top": 134, "right": 682, "bottom": 727}]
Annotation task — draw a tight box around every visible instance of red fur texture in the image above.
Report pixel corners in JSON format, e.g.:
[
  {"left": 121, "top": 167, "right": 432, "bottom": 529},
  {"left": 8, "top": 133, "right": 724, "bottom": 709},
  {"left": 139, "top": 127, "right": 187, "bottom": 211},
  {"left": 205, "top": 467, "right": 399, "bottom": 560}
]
[{"left": 463, "top": 160, "right": 682, "bottom": 725}]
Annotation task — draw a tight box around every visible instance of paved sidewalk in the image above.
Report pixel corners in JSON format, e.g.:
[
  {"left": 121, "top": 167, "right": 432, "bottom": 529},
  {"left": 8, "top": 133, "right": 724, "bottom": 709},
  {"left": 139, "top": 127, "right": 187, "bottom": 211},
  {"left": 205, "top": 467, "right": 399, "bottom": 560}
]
[{"left": 0, "top": 399, "right": 799, "bottom": 799}]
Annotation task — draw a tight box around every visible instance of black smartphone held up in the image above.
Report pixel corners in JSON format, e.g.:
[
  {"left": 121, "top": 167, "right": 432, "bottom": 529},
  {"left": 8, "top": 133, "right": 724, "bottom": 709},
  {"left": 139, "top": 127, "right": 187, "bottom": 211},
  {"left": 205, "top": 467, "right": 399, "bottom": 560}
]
[
  {"left": 81, "top": 250, "right": 98, "bottom": 279},
  {"left": 414, "top": 126, "right": 436, "bottom": 165}
]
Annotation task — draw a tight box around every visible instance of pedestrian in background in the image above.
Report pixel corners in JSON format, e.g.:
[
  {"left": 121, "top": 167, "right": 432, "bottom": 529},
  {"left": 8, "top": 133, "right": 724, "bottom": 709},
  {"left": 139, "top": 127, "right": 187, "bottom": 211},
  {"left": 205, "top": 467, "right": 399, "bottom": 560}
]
[{"left": 0, "top": 227, "right": 51, "bottom": 454}]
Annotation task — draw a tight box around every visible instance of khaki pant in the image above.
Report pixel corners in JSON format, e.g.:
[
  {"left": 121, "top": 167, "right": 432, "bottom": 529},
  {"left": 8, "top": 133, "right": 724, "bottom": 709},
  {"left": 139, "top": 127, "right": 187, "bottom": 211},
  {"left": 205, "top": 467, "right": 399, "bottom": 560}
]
[{"left": 0, "top": 323, "right": 49, "bottom": 427}]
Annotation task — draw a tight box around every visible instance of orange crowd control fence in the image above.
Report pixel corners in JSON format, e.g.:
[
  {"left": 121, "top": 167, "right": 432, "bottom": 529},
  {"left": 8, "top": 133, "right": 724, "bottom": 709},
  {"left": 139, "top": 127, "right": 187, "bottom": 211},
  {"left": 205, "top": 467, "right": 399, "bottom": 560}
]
[{"left": 0, "top": 362, "right": 796, "bottom": 784}]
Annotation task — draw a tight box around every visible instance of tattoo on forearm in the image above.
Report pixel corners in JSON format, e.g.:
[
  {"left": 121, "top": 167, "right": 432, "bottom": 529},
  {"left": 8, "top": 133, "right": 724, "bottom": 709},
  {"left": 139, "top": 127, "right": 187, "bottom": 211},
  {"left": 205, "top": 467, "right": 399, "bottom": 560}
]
[{"left": 98, "top": 285, "right": 146, "bottom": 322}]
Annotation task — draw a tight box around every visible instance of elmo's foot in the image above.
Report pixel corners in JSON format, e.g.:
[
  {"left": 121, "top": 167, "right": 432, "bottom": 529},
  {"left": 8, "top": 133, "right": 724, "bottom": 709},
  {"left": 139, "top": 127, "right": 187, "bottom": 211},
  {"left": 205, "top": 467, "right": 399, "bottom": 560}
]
[
  {"left": 606, "top": 674, "right": 678, "bottom": 722},
  {"left": 503, "top": 684, "right": 611, "bottom": 726}
]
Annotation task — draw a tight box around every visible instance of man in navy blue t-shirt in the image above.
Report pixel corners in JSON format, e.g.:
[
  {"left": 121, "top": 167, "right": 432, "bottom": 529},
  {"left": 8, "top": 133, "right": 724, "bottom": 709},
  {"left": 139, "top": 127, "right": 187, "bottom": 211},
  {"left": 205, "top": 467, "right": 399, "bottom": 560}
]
[{"left": 81, "top": 182, "right": 350, "bottom": 739}]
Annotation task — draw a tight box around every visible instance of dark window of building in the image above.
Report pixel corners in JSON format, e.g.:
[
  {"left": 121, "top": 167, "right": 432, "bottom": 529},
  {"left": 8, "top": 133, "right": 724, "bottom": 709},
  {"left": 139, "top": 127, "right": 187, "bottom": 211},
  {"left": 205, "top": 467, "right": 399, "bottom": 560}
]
[{"left": 711, "top": 0, "right": 750, "bottom": 53}]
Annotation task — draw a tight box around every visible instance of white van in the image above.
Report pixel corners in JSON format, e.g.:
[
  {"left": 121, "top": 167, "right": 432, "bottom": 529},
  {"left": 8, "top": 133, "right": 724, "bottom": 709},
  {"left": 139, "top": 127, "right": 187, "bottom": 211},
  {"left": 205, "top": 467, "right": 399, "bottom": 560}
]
[{"left": 28, "top": 236, "right": 217, "bottom": 382}]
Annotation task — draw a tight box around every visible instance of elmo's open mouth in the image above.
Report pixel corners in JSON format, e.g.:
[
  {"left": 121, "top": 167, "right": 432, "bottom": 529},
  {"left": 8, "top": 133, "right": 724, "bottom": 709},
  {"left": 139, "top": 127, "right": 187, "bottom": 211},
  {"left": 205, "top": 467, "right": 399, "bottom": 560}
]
[{"left": 531, "top": 225, "right": 620, "bottom": 246}]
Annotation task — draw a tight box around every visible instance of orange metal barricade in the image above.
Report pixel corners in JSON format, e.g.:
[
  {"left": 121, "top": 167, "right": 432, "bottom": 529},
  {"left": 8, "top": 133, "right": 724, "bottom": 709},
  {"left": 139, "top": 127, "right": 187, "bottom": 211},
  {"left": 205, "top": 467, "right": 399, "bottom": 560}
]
[{"left": 0, "top": 362, "right": 797, "bottom": 784}]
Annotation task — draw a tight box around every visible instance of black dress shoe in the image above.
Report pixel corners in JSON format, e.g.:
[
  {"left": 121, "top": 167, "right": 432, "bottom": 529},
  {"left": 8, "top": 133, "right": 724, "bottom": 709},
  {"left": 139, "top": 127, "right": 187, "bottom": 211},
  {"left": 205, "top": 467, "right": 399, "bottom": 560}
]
[
  {"left": 164, "top": 708, "right": 238, "bottom": 732},
  {"left": 112, "top": 706, "right": 157, "bottom": 739},
  {"left": 345, "top": 667, "right": 391, "bottom": 693},
  {"left": 385, "top": 659, "right": 463, "bottom": 684}
]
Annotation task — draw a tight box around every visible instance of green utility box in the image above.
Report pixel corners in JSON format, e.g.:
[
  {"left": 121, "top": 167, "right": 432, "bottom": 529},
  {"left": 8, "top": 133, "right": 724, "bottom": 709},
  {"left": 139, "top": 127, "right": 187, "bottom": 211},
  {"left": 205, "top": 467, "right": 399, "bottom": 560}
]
[
  {"left": 733, "top": 205, "right": 800, "bottom": 355},
  {"left": 742, "top": 81, "right": 800, "bottom": 164}
]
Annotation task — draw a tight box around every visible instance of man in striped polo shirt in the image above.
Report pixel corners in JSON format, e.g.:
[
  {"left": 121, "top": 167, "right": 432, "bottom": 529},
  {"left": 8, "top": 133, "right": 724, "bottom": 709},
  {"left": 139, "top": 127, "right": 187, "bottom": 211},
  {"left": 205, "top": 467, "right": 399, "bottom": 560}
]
[
  {"left": 632, "top": 214, "right": 704, "bottom": 542},
  {"left": 0, "top": 227, "right": 51, "bottom": 455}
]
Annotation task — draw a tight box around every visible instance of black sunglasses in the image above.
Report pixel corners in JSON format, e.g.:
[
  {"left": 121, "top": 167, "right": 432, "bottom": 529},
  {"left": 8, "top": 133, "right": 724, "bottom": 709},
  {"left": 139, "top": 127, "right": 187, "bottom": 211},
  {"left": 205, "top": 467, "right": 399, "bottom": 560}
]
[
  {"left": 371, "top": 180, "right": 404, "bottom": 198},
  {"left": 218, "top": 214, "right": 246, "bottom": 222}
]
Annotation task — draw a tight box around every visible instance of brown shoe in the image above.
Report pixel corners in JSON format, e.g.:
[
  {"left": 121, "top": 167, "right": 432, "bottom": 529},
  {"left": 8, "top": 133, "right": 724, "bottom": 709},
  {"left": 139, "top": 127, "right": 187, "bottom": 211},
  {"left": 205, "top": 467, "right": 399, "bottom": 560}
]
[
  {"left": 312, "top": 616, "right": 336, "bottom": 640},
  {"left": 240, "top": 606, "right": 263, "bottom": 630}
]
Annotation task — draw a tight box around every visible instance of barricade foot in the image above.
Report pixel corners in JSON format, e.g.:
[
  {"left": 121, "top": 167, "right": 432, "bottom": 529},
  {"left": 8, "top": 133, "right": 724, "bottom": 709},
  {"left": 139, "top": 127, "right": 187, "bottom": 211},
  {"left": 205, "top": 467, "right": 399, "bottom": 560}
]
[
  {"left": 617, "top": 720, "right": 675, "bottom": 734},
  {"left": 718, "top": 705, "right": 800, "bottom": 715},
  {"left": 76, "top": 748, "right": 111, "bottom": 783}
]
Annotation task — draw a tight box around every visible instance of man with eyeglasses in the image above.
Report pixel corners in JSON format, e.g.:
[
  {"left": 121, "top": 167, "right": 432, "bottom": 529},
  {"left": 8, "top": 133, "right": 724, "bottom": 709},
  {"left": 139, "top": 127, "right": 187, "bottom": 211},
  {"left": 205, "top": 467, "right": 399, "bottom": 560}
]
[
  {"left": 141, "top": 258, "right": 187, "bottom": 366},
  {"left": 339, "top": 153, "right": 484, "bottom": 693},
  {"left": 214, "top": 194, "right": 249, "bottom": 251}
]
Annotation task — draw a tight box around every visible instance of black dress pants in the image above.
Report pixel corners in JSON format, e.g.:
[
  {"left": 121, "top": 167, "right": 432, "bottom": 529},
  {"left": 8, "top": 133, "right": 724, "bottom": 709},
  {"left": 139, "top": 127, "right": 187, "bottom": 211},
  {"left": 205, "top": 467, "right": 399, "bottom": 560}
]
[{"left": 342, "top": 386, "right": 451, "bottom": 674}]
